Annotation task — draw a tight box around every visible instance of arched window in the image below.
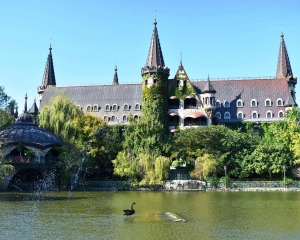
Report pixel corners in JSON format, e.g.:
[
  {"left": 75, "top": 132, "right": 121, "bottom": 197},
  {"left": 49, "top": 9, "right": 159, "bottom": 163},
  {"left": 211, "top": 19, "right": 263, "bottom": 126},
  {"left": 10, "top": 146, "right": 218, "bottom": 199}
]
[
  {"left": 93, "top": 105, "right": 98, "bottom": 112},
  {"left": 265, "top": 99, "right": 271, "bottom": 107},
  {"left": 111, "top": 115, "right": 116, "bottom": 121},
  {"left": 134, "top": 115, "right": 139, "bottom": 120},
  {"left": 251, "top": 100, "right": 257, "bottom": 107},
  {"left": 113, "top": 104, "right": 117, "bottom": 111},
  {"left": 216, "top": 112, "right": 221, "bottom": 120},
  {"left": 224, "top": 112, "right": 231, "bottom": 119},
  {"left": 104, "top": 116, "right": 108, "bottom": 122},
  {"left": 135, "top": 104, "right": 140, "bottom": 110},
  {"left": 215, "top": 101, "right": 221, "bottom": 108},
  {"left": 122, "top": 115, "right": 127, "bottom": 122},
  {"left": 277, "top": 99, "right": 283, "bottom": 106},
  {"left": 124, "top": 104, "right": 129, "bottom": 110},
  {"left": 237, "top": 100, "right": 243, "bottom": 107},
  {"left": 278, "top": 111, "right": 284, "bottom": 118},
  {"left": 266, "top": 111, "right": 272, "bottom": 118},
  {"left": 224, "top": 100, "right": 230, "bottom": 108},
  {"left": 237, "top": 112, "right": 243, "bottom": 119},
  {"left": 105, "top": 104, "right": 110, "bottom": 111},
  {"left": 252, "top": 111, "right": 258, "bottom": 119},
  {"left": 87, "top": 105, "right": 91, "bottom": 112}
]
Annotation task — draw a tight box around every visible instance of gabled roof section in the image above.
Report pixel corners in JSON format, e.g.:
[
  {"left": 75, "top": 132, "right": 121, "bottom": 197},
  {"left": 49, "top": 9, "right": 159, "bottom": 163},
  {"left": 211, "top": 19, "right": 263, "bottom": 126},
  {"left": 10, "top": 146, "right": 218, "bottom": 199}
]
[
  {"left": 276, "top": 32, "right": 293, "bottom": 78},
  {"left": 41, "top": 44, "right": 56, "bottom": 88},
  {"left": 113, "top": 64, "right": 119, "bottom": 85},
  {"left": 142, "top": 18, "right": 169, "bottom": 75},
  {"left": 168, "top": 61, "right": 197, "bottom": 99},
  {"left": 202, "top": 75, "right": 216, "bottom": 94}
]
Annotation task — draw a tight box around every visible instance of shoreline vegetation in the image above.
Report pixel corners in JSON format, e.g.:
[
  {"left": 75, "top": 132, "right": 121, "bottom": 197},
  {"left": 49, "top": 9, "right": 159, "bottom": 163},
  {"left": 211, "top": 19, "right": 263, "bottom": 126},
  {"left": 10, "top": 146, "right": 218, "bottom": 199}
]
[{"left": 1, "top": 93, "right": 300, "bottom": 190}]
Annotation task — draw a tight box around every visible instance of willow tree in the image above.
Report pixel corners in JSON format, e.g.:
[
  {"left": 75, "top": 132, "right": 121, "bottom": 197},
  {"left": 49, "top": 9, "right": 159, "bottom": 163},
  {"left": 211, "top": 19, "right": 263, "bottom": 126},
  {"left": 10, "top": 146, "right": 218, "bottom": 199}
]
[
  {"left": 39, "top": 93, "right": 83, "bottom": 142},
  {"left": 113, "top": 99, "right": 171, "bottom": 185}
]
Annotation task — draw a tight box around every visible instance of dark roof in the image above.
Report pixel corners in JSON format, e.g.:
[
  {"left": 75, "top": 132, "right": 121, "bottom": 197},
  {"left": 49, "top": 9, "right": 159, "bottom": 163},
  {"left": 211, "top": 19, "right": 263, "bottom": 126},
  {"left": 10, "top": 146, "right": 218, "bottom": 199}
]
[
  {"left": 40, "top": 45, "right": 56, "bottom": 88},
  {"left": 142, "top": 18, "right": 169, "bottom": 75},
  {"left": 28, "top": 99, "right": 39, "bottom": 115},
  {"left": 0, "top": 122, "right": 63, "bottom": 149},
  {"left": 276, "top": 33, "right": 293, "bottom": 78},
  {"left": 193, "top": 77, "right": 290, "bottom": 122},
  {"left": 284, "top": 94, "right": 297, "bottom": 107},
  {"left": 41, "top": 84, "right": 143, "bottom": 124},
  {"left": 202, "top": 75, "right": 216, "bottom": 94}
]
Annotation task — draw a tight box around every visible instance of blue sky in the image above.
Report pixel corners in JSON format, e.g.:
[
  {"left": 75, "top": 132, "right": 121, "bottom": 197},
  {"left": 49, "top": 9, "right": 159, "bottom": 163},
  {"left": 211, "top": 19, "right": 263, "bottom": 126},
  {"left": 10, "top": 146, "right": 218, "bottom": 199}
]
[{"left": 0, "top": 0, "right": 299, "bottom": 110}]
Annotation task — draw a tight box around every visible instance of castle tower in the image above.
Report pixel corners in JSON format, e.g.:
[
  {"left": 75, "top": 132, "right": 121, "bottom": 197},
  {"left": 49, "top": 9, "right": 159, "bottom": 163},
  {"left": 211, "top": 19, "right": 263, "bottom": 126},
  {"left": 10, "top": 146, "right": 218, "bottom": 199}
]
[
  {"left": 276, "top": 31, "right": 297, "bottom": 106},
  {"left": 37, "top": 44, "right": 56, "bottom": 103},
  {"left": 141, "top": 17, "right": 170, "bottom": 101}
]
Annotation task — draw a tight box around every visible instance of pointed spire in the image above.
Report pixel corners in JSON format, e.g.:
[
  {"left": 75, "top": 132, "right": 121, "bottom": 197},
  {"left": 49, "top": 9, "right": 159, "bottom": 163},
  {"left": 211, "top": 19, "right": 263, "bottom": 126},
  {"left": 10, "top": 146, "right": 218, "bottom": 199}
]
[
  {"left": 113, "top": 64, "right": 119, "bottom": 85},
  {"left": 24, "top": 93, "right": 28, "bottom": 113},
  {"left": 202, "top": 75, "right": 216, "bottom": 94},
  {"left": 180, "top": 52, "right": 182, "bottom": 67},
  {"left": 142, "top": 16, "right": 169, "bottom": 76},
  {"left": 40, "top": 43, "right": 56, "bottom": 88},
  {"left": 28, "top": 98, "right": 39, "bottom": 115},
  {"left": 276, "top": 31, "right": 293, "bottom": 78}
]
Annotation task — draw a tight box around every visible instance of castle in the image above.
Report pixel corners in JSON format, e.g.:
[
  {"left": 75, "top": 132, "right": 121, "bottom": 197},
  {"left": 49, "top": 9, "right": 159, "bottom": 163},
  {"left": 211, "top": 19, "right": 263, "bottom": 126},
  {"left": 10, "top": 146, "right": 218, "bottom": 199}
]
[{"left": 37, "top": 18, "right": 297, "bottom": 131}]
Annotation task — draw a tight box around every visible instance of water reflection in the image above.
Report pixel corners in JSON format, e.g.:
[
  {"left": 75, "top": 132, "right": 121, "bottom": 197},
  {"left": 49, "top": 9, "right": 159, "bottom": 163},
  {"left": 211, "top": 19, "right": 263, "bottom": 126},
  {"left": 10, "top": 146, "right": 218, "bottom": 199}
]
[{"left": 1, "top": 191, "right": 300, "bottom": 239}]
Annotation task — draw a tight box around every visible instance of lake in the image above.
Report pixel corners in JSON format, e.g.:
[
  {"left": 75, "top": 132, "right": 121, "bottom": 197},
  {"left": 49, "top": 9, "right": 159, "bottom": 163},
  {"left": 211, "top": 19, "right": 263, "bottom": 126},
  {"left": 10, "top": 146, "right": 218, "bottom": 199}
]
[{"left": 1, "top": 191, "right": 299, "bottom": 240}]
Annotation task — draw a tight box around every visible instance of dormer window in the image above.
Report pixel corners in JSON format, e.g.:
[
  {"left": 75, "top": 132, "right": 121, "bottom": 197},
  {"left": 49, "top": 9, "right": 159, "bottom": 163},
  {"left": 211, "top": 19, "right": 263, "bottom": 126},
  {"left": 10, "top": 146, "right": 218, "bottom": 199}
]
[
  {"left": 215, "top": 101, "right": 221, "bottom": 108},
  {"left": 87, "top": 105, "right": 91, "bottom": 112},
  {"left": 111, "top": 115, "right": 116, "bottom": 121},
  {"left": 122, "top": 115, "right": 127, "bottom": 122},
  {"left": 265, "top": 99, "right": 271, "bottom": 107},
  {"left": 224, "top": 112, "right": 231, "bottom": 119},
  {"left": 277, "top": 99, "right": 283, "bottom": 106},
  {"left": 266, "top": 111, "right": 272, "bottom": 118},
  {"left": 134, "top": 115, "right": 139, "bottom": 120},
  {"left": 135, "top": 103, "right": 140, "bottom": 110},
  {"left": 237, "top": 100, "right": 243, "bottom": 107},
  {"left": 251, "top": 99, "right": 257, "bottom": 107},
  {"left": 93, "top": 105, "right": 98, "bottom": 112},
  {"left": 237, "top": 112, "right": 243, "bottom": 119},
  {"left": 105, "top": 104, "right": 110, "bottom": 111},
  {"left": 124, "top": 104, "right": 129, "bottom": 110},
  {"left": 112, "top": 104, "right": 118, "bottom": 111},
  {"left": 216, "top": 112, "right": 221, "bottom": 120},
  {"left": 278, "top": 111, "right": 284, "bottom": 118},
  {"left": 224, "top": 100, "right": 230, "bottom": 108},
  {"left": 252, "top": 111, "right": 258, "bottom": 119},
  {"left": 104, "top": 115, "right": 108, "bottom": 122}
]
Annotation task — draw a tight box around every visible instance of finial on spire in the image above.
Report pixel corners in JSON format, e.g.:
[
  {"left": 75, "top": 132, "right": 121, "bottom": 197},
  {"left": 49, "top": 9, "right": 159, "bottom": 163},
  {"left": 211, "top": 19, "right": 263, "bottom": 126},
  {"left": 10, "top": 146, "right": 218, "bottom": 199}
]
[
  {"left": 280, "top": 23, "right": 284, "bottom": 38},
  {"left": 115, "top": 59, "right": 117, "bottom": 71},
  {"left": 154, "top": 10, "right": 157, "bottom": 25},
  {"left": 24, "top": 93, "right": 28, "bottom": 113},
  {"left": 49, "top": 37, "right": 52, "bottom": 52},
  {"left": 180, "top": 52, "right": 182, "bottom": 66}
]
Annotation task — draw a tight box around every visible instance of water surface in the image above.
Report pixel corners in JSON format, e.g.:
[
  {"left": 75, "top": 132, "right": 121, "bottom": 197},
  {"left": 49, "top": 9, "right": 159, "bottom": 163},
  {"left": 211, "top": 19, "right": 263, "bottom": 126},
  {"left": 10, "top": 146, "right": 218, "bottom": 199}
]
[{"left": 1, "top": 191, "right": 299, "bottom": 240}]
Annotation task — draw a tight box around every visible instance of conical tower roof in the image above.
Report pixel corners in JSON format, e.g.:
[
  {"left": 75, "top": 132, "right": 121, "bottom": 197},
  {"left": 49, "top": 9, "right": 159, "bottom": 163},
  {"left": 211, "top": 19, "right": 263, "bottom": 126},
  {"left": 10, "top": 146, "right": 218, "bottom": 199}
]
[
  {"left": 276, "top": 32, "right": 293, "bottom": 78},
  {"left": 41, "top": 44, "right": 56, "bottom": 88},
  {"left": 112, "top": 64, "right": 119, "bottom": 85},
  {"left": 202, "top": 75, "right": 216, "bottom": 94},
  {"left": 284, "top": 93, "right": 297, "bottom": 107},
  {"left": 142, "top": 17, "right": 169, "bottom": 75},
  {"left": 28, "top": 98, "right": 39, "bottom": 115}
]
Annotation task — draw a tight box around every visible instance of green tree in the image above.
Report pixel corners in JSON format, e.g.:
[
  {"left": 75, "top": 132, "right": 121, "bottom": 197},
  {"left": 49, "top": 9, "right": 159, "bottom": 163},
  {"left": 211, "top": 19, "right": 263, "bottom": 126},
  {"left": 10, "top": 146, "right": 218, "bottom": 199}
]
[{"left": 39, "top": 93, "right": 83, "bottom": 142}]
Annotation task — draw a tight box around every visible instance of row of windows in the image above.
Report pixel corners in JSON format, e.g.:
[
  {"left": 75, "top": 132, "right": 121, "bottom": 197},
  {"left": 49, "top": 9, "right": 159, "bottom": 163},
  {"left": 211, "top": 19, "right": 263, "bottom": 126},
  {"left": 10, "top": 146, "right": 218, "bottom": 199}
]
[
  {"left": 103, "top": 114, "right": 140, "bottom": 122},
  {"left": 86, "top": 103, "right": 141, "bottom": 112},
  {"left": 216, "top": 98, "right": 284, "bottom": 108},
  {"left": 215, "top": 110, "right": 285, "bottom": 120}
]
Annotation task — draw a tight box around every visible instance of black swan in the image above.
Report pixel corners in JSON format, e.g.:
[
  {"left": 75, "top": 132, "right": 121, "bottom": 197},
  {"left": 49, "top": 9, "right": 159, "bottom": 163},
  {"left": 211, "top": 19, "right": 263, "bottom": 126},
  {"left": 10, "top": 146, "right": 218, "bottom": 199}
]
[{"left": 123, "top": 202, "right": 136, "bottom": 217}]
